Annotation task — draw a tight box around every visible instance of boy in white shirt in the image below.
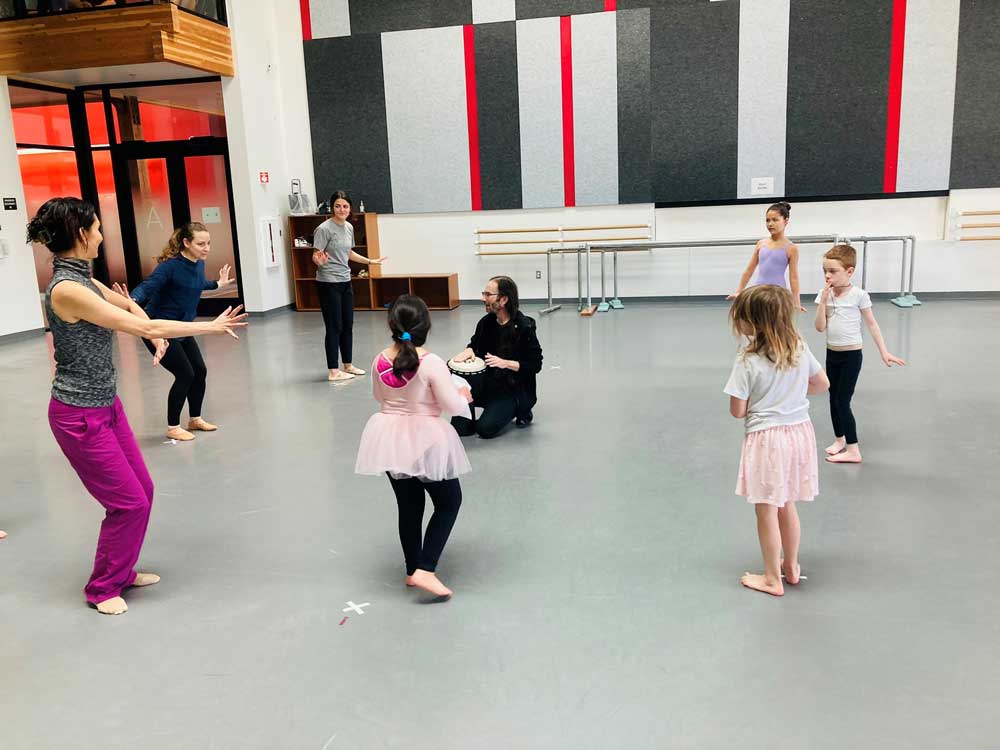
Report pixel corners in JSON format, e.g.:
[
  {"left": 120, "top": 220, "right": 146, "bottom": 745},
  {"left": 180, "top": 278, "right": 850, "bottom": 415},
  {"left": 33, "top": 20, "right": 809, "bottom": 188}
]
[{"left": 815, "top": 244, "right": 906, "bottom": 464}]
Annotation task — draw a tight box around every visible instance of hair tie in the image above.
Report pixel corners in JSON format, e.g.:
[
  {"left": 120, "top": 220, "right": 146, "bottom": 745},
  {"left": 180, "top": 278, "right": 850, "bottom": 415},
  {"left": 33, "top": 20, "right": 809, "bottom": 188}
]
[
  {"left": 38, "top": 228, "right": 53, "bottom": 245},
  {"left": 401, "top": 332, "right": 412, "bottom": 341}
]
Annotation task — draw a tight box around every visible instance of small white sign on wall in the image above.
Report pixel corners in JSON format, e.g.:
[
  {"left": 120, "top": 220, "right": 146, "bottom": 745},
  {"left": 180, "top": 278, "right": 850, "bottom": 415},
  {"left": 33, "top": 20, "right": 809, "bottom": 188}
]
[
  {"left": 751, "top": 177, "right": 775, "bottom": 196},
  {"left": 201, "top": 206, "right": 222, "bottom": 224}
]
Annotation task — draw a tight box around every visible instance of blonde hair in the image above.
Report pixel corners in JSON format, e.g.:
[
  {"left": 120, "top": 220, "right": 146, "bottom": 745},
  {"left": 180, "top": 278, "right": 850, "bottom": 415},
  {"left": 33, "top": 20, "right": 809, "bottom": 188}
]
[
  {"left": 824, "top": 243, "right": 857, "bottom": 270},
  {"left": 156, "top": 222, "right": 208, "bottom": 263},
  {"left": 729, "top": 285, "right": 802, "bottom": 369}
]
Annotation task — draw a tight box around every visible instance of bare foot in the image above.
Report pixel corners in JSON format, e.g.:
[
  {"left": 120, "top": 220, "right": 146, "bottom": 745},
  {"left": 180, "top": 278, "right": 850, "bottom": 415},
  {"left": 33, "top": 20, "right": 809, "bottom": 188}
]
[
  {"left": 188, "top": 418, "right": 217, "bottom": 432},
  {"left": 407, "top": 569, "right": 452, "bottom": 598},
  {"left": 740, "top": 572, "right": 784, "bottom": 597},
  {"left": 130, "top": 572, "right": 160, "bottom": 587},
  {"left": 825, "top": 438, "right": 846, "bottom": 455},
  {"left": 0, "top": 530, "right": 7, "bottom": 540},
  {"left": 826, "top": 447, "right": 862, "bottom": 464},
  {"left": 166, "top": 426, "right": 195, "bottom": 441},
  {"left": 94, "top": 596, "right": 128, "bottom": 615},
  {"left": 328, "top": 369, "right": 355, "bottom": 383},
  {"left": 780, "top": 559, "right": 801, "bottom": 585}
]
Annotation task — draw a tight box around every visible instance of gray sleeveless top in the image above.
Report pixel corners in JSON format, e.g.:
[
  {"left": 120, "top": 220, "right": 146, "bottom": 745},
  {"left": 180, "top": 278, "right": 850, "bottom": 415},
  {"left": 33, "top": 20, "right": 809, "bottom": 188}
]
[{"left": 45, "top": 257, "right": 116, "bottom": 407}]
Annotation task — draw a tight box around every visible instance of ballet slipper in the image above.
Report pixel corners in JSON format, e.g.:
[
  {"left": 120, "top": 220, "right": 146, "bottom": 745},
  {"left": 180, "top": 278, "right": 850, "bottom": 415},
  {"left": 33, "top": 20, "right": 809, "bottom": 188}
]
[
  {"left": 188, "top": 418, "right": 218, "bottom": 431},
  {"left": 93, "top": 596, "right": 128, "bottom": 615},
  {"left": 328, "top": 370, "right": 355, "bottom": 382},
  {"left": 0, "top": 530, "right": 7, "bottom": 540},
  {"left": 343, "top": 365, "right": 366, "bottom": 376},
  {"left": 166, "top": 426, "right": 195, "bottom": 441},
  {"left": 130, "top": 572, "right": 160, "bottom": 587}
]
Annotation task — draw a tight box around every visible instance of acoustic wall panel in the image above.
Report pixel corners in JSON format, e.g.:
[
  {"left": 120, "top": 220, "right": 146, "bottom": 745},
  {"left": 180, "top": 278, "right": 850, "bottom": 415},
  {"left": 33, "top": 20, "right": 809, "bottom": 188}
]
[
  {"left": 473, "top": 22, "right": 523, "bottom": 210},
  {"left": 895, "top": 0, "right": 960, "bottom": 192},
  {"left": 736, "top": 0, "right": 789, "bottom": 199},
  {"left": 950, "top": 0, "right": 1000, "bottom": 189},
  {"left": 309, "top": 0, "right": 350, "bottom": 40},
  {"left": 382, "top": 26, "right": 471, "bottom": 213},
  {"left": 571, "top": 11, "right": 618, "bottom": 206},
  {"left": 786, "top": 0, "right": 892, "bottom": 197},
  {"left": 304, "top": 34, "right": 393, "bottom": 213},
  {"left": 616, "top": 7, "right": 651, "bottom": 204},
  {"left": 515, "top": 0, "right": 604, "bottom": 20},
  {"left": 651, "top": 0, "right": 739, "bottom": 203},
  {"left": 349, "top": 0, "right": 471, "bottom": 36},
  {"left": 516, "top": 17, "right": 565, "bottom": 209}
]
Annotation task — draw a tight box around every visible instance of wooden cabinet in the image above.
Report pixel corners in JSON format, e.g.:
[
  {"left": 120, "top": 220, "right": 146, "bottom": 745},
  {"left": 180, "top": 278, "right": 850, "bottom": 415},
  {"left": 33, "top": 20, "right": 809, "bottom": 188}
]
[{"left": 289, "top": 212, "right": 459, "bottom": 311}]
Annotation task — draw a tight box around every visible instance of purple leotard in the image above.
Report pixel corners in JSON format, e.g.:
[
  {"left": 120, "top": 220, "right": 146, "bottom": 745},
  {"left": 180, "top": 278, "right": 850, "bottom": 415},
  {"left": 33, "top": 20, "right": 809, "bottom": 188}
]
[{"left": 756, "top": 242, "right": 790, "bottom": 287}]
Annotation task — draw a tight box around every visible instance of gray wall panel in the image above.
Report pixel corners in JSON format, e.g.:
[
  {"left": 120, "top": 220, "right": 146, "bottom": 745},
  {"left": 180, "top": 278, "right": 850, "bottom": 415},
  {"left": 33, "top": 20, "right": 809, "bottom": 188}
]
[
  {"left": 515, "top": 0, "right": 603, "bottom": 20},
  {"left": 896, "top": 0, "right": 960, "bottom": 192},
  {"left": 650, "top": 1, "right": 739, "bottom": 203},
  {"left": 786, "top": 0, "right": 892, "bottom": 197},
  {"left": 572, "top": 11, "right": 618, "bottom": 206},
  {"left": 474, "top": 22, "right": 523, "bottom": 210},
  {"left": 616, "top": 7, "right": 651, "bottom": 204},
  {"left": 382, "top": 26, "right": 471, "bottom": 213},
  {"left": 304, "top": 35, "right": 393, "bottom": 213},
  {"left": 737, "top": 0, "right": 789, "bottom": 199},
  {"left": 950, "top": 0, "right": 1000, "bottom": 189},
  {"left": 517, "top": 17, "right": 565, "bottom": 209},
  {"left": 350, "top": 0, "right": 471, "bottom": 35}
]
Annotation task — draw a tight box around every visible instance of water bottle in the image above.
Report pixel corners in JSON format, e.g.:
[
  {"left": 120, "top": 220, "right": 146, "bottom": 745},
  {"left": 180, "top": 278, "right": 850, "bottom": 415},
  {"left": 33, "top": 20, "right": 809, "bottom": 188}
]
[{"left": 359, "top": 200, "right": 366, "bottom": 213}]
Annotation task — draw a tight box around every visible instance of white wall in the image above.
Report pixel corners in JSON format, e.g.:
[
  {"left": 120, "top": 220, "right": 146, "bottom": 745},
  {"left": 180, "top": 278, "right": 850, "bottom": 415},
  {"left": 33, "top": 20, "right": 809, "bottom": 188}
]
[
  {"left": 224, "top": 0, "right": 316, "bottom": 313},
  {"left": 0, "top": 77, "right": 44, "bottom": 338},
  {"left": 375, "top": 193, "right": 1000, "bottom": 302}
]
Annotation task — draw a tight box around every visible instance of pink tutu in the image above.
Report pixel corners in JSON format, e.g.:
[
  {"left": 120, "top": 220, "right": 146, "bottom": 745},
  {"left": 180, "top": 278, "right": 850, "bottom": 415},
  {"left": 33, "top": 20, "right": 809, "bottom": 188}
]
[
  {"left": 355, "top": 413, "right": 471, "bottom": 481},
  {"left": 736, "top": 421, "right": 818, "bottom": 507}
]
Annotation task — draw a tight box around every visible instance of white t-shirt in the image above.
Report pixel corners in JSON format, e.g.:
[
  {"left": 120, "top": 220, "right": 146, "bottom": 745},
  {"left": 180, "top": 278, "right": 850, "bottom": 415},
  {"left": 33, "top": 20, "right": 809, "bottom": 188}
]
[
  {"left": 724, "top": 342, "right": 822, "bottom": 433},
  {"left": 815, "top": 285, "right": 871, "bottom": 348}
]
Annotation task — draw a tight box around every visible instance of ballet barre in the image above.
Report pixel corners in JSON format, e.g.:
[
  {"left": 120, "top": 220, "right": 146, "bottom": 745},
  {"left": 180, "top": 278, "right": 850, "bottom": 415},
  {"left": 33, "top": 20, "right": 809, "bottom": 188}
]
[{"left": 582, "top": 233, "right": 921, "bottom": 313}]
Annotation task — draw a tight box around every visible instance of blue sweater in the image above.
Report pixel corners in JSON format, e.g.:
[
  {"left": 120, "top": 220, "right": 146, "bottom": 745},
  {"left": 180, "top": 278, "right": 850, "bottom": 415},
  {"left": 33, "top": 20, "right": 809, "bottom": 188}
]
[{"left": 131, "top": 254, "right": 218, "bottom": 322}]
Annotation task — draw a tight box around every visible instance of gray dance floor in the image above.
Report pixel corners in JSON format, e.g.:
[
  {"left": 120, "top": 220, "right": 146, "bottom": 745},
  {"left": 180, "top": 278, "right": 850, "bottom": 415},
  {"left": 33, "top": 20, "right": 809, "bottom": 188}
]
[{"left": 1, "top": 299, "right": 997, "bottom": 749}]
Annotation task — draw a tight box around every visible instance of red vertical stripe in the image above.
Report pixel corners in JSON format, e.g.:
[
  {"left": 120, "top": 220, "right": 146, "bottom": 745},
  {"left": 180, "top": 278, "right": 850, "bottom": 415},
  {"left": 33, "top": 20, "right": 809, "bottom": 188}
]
[
  {"left": 299, "top": 0, "right": 312, "bottom": 41},
  {"left": 560, "top": 16, "right": 576, "bottom": 208},
  {"left": 604, "top": 0, "right": 617, "bottom": 10},
  {"left": 463, "top": 25, "right": 482, "bottom": 211},
  {"left": 884, "top": 0, "right": 907, "bottom": 192}
]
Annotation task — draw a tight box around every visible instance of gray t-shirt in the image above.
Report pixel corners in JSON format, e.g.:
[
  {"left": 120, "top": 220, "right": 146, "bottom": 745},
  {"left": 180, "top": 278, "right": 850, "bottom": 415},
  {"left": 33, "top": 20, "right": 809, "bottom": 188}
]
[{"left": 313, "top": 219, "right": 354, "bottom": 283}]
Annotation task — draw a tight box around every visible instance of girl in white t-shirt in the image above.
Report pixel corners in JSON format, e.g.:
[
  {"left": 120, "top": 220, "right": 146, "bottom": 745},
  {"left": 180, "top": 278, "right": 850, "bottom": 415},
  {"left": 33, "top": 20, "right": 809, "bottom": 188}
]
[
  {"left": 725, "top": 285, "right": 830, "bottom": 596},
  {"left": 814, "top": 245, "right": 905, "bottom": 464}
]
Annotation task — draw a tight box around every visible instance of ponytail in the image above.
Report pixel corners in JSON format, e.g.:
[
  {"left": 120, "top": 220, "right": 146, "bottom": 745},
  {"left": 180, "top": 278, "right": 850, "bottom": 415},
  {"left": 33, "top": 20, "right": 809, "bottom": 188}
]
[
  {"left": 156, "top": 221, "right": 208, "bottom": 263},
  {"left": 387, "top": 294, "right": 431, "bottom": 376}
]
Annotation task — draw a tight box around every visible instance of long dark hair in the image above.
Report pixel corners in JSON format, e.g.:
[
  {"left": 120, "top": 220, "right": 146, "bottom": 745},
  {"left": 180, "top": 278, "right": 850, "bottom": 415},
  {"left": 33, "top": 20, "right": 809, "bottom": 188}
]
[
  {"left": 26, "top": 197, "right": 97, "bottom": 253},
  {"left": 387, "top": 294, "right": 431, "bottom": 376},
  {"left": 491, "top": 275, "right": 519, "bottom": 320}
]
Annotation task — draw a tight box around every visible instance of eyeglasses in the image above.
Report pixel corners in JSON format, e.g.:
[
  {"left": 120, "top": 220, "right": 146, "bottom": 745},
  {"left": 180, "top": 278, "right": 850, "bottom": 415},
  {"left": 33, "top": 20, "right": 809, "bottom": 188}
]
[{"left": 481, "top": 291, "right": 499, "bottom": 298}]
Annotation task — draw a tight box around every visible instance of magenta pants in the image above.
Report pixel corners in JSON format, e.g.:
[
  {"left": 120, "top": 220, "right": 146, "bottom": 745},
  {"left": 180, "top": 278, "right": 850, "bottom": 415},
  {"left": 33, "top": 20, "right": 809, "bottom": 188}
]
[{"left": 48, "top": 396, "right": 154, "bottom": 604}]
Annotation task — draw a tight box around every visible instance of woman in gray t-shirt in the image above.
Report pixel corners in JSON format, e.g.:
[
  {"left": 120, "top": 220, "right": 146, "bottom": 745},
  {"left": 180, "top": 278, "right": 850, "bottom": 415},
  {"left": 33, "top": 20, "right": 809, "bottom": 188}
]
[{"left": 312, "top": 190, "right": 386, "bottom": 382}]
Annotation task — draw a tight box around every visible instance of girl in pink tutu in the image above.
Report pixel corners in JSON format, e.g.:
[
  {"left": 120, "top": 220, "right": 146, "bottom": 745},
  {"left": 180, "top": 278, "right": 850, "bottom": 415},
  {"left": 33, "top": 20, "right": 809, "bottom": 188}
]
[
  {"left": 725, "top": 285, "right": 830, "bottom": 596},
  {"left": 356, "top": 295, "right": 472, "bottom": 600}
]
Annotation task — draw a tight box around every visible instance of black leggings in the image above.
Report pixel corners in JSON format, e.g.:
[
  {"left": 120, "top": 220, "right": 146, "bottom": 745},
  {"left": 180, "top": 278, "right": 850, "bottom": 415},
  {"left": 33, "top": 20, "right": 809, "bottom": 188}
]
[
  {"left": 826, "top": 348, "right": 863, "bottom": 445},
  {"left": 387, "top": 475, "right": 462, "bottom": 575},
  {"left": 450, "top": 376, "right": 518, "bottom": 440},
  {"left": 144, "top": 336, "right": 207, "bottom": 426},
  {"left": 317, "top": 280, "right": 354, "bottom": 369}
]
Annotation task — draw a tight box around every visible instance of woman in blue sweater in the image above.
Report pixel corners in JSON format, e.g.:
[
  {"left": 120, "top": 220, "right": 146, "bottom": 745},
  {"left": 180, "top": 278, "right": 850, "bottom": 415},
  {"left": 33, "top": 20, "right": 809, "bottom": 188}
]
[{"left": 118, "top": 222, "right": 236, "bottom": 441}]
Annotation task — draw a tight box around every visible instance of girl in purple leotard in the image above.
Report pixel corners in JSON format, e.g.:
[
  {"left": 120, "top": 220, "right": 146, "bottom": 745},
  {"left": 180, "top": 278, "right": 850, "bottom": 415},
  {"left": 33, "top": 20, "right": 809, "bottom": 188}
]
[{"left": 728, "top": 202, "right": 804, "bottom": 312}]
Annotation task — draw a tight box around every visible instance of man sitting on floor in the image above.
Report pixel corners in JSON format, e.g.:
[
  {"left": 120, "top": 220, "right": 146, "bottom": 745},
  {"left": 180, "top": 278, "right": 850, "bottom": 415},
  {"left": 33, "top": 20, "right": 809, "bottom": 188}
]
[{"left": 451, "top": 276, "right": 543, "bottom": 439}]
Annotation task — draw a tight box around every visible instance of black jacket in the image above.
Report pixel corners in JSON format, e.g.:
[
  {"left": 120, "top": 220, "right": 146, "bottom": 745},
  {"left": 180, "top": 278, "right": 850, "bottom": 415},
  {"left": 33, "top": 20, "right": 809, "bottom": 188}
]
[{"left": 468, "top": 311, "right": 543, "bottom": 419}]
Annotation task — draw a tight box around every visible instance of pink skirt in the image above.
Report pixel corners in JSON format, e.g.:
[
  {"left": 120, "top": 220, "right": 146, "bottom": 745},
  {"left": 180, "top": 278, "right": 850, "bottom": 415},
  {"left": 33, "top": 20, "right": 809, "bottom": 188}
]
[
  {"left": 355, "top": 413, "right": 471, "bottom": 482},
  {"left": 736, "top": 421, "right": 818, "bottom": 507}
]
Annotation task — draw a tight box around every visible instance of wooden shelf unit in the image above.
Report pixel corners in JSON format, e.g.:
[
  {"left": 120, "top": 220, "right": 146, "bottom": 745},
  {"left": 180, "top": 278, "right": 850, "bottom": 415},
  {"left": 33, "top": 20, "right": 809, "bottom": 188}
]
[{"left": 289, "top": 213, "right": 459, "bottom": 311}]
